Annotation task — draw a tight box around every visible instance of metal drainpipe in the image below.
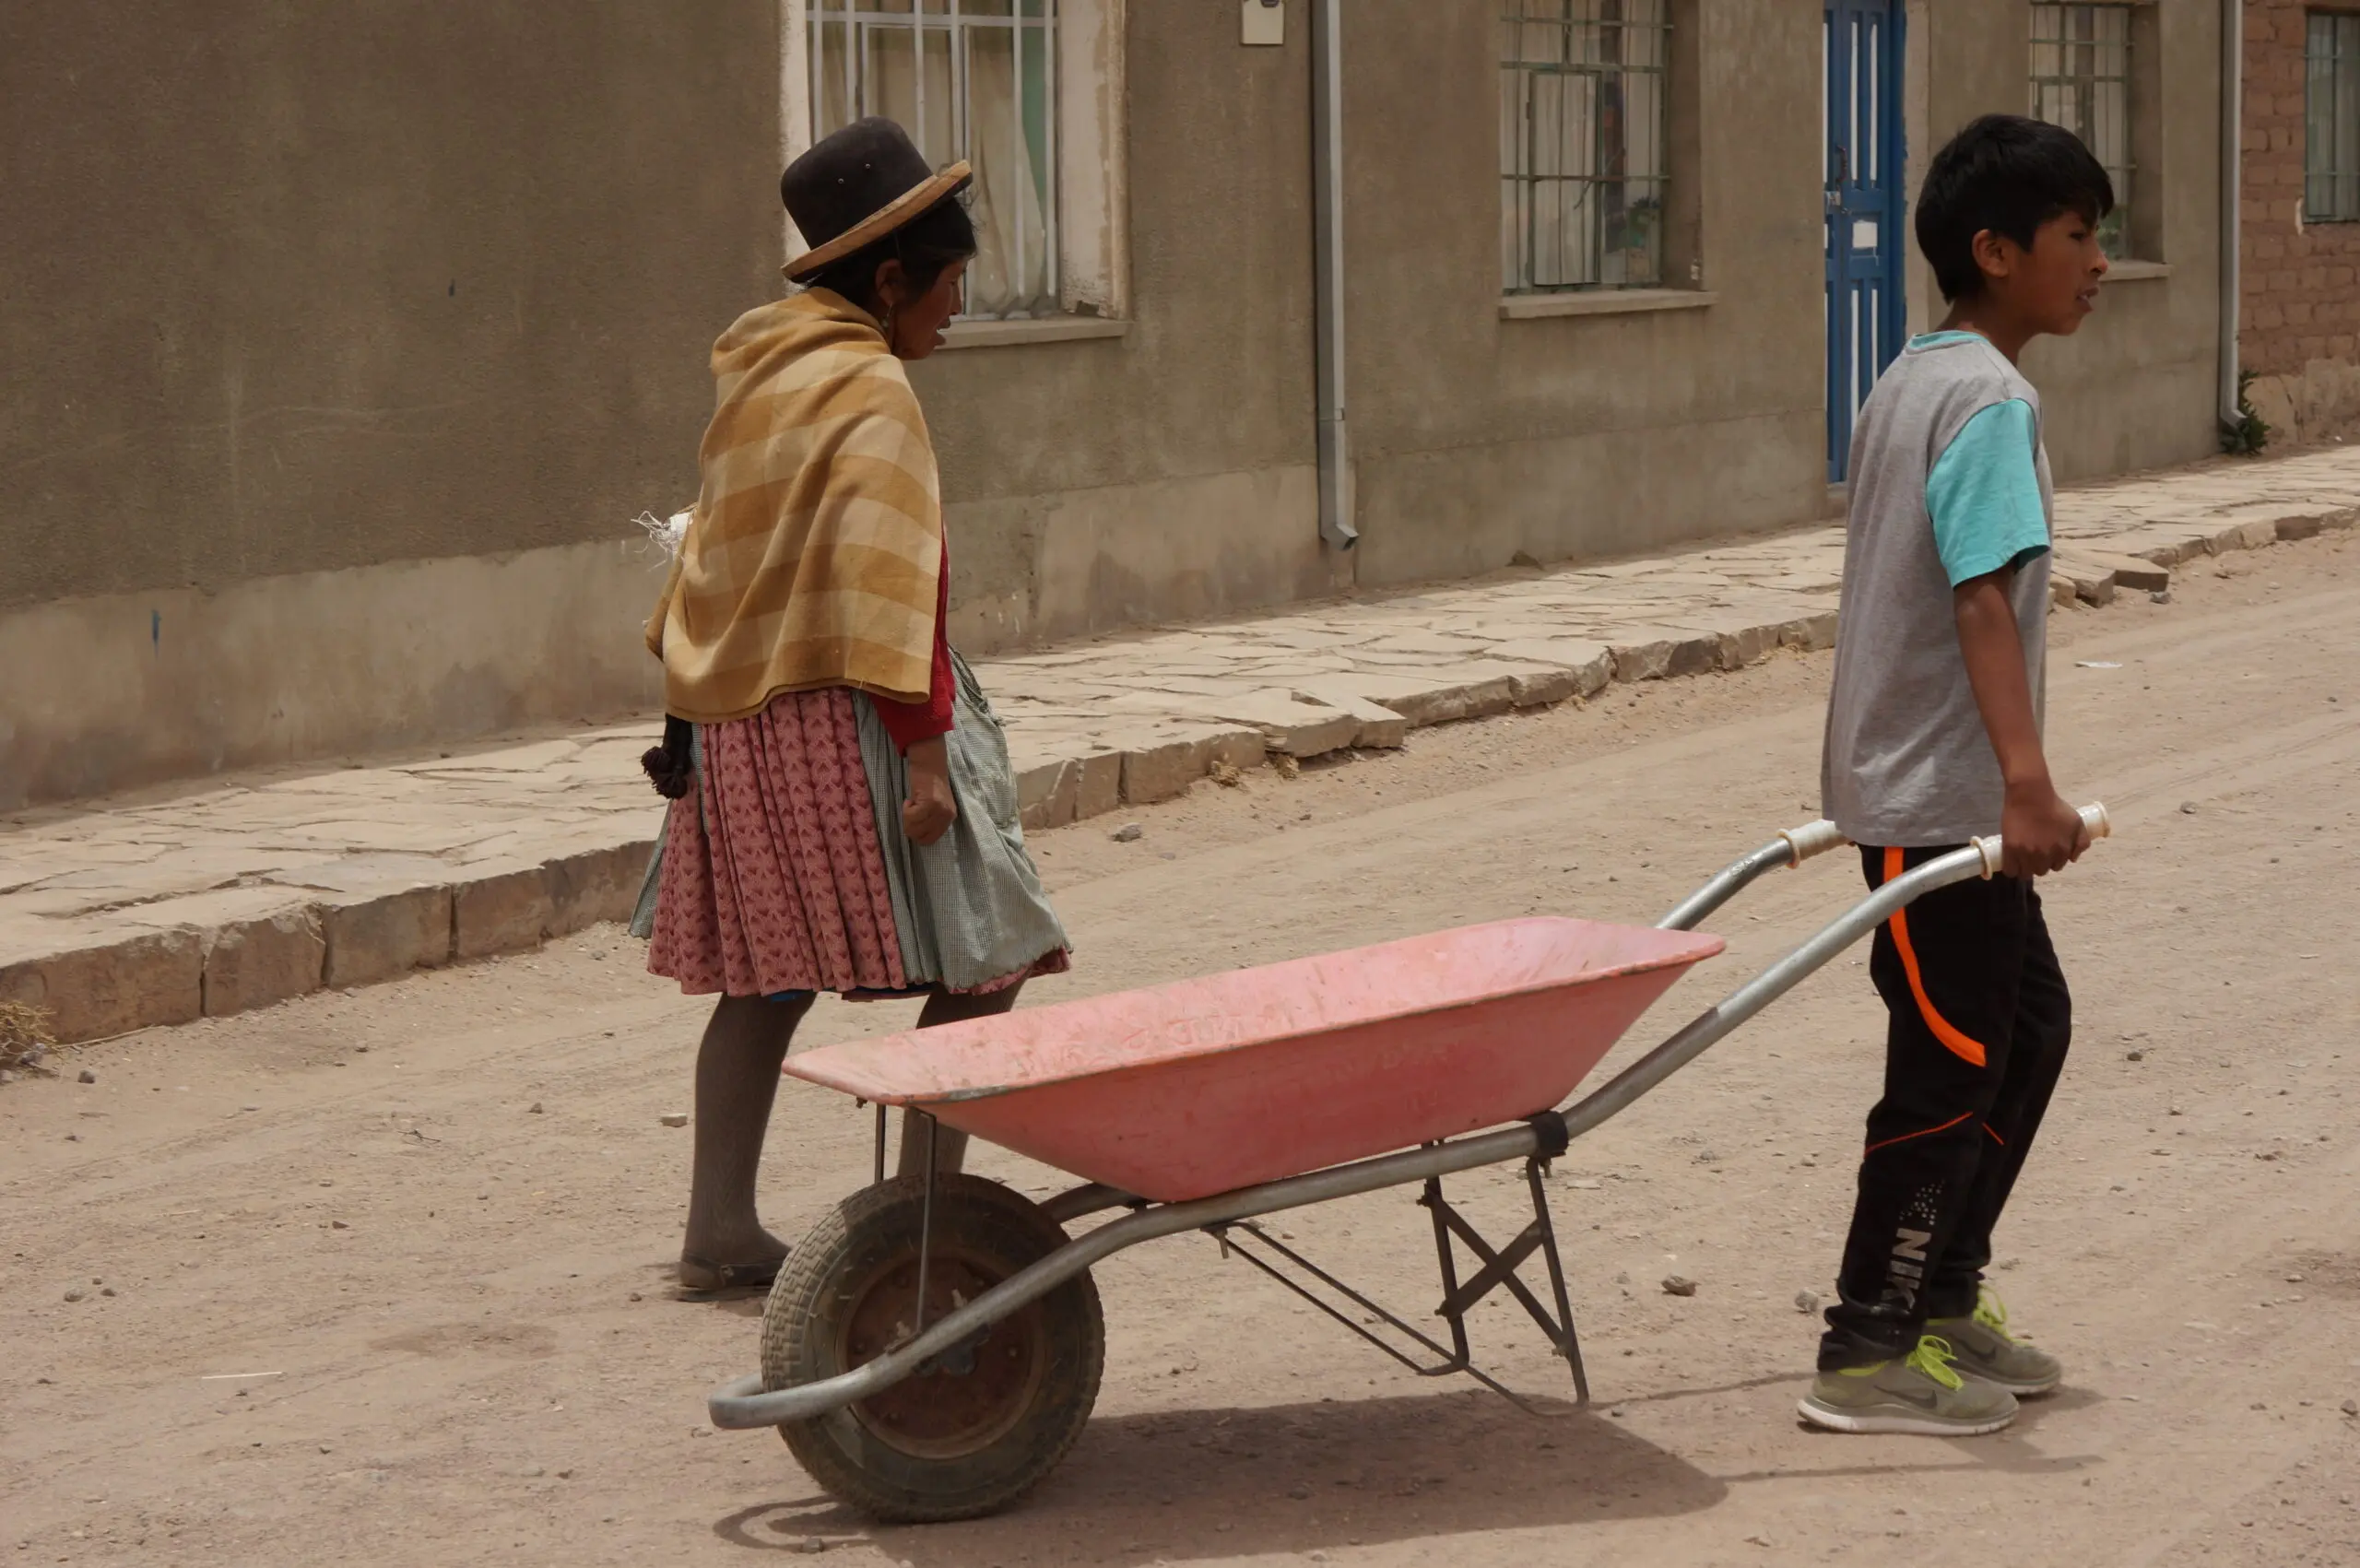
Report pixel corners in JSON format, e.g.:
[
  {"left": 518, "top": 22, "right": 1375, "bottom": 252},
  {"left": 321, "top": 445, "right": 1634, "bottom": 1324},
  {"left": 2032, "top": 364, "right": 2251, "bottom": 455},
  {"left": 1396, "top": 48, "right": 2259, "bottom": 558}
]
[
  {"left": 1311, "top": 0, "right": 1357, "bottom": 548},
  {"left": 2219, "top": 0, "right": 2243, "bottom": 431}
]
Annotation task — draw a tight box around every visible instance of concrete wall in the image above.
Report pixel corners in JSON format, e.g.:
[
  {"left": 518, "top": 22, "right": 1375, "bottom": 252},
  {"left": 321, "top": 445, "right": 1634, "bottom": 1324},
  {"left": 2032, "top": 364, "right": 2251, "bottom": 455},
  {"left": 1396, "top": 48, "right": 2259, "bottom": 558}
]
[
  {"left": 1, "top": 0, "right": 2237, "bottom": 808},
  {"left": 926, "top": 0, "right": 1834, "bottom": 620},
  {"left": 1909, "top": 0, "right": 2225, "bottom": 482},
  {"left": 0, "top": 1, "right": 778, "bottom": 806},
  {"left": 917, "top": 0, "right": 1344, "bottom": 655},
  {"left": 1340, "top": 1, "right": 1826, "bottom": 586},
  {"left": 2240, "top": 0, "right": 2360, "bottom": 444},
  {"left": 931, "top": 0, "right": 2230, "bottom": 627},
  {"left": 2024, "top": 0, "right": 2227, "bottom": 479}
]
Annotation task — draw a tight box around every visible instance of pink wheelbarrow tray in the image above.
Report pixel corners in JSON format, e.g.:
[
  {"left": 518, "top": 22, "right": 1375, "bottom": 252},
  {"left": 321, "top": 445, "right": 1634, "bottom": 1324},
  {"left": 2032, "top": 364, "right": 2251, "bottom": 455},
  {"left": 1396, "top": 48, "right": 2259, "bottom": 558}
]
[{"left": 708, "top": 808, "right": 2110, "bottom": 1521}]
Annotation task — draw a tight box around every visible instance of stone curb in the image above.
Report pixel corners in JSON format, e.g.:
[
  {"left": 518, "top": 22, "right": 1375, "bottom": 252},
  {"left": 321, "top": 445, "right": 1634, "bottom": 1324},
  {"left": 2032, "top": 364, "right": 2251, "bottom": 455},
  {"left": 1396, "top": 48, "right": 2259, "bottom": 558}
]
[
  {"left": 5, "top": 493, "right": 2354, "bottom": 1046},
  {"left": 0, "top": 843, "right": 653, "bottom": 1043}
]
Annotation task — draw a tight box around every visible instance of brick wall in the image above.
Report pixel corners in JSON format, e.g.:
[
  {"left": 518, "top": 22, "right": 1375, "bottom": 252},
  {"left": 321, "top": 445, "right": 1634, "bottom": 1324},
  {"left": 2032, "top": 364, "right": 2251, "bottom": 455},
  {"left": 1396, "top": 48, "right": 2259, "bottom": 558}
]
[{"left": 2243, "top": 0, "right": 2360, "bottom": 442}]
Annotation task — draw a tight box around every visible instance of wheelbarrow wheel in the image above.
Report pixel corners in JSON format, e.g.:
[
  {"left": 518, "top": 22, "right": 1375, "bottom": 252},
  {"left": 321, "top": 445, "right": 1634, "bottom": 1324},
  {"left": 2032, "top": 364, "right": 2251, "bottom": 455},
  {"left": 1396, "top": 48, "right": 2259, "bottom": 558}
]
[{"left": 761, "top": 1173, "right": 1104, "bottom": 1523}]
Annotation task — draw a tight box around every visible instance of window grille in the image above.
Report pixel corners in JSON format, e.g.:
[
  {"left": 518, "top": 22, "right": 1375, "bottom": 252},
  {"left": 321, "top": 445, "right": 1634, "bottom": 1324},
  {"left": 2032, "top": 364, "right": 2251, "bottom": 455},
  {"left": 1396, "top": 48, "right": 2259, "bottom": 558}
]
[
  {"left": 2308, "top": 11, "right": 2360, "bottom": 222},
  {"left": 2028, "top": 4, "right": 2132, "bottom": 257},
  {"left": 809, "top": 1, "right": 1057, "bottom": 320},
  {"left": 1499, "top": 1, "right": 1670, "bottom": 294}
]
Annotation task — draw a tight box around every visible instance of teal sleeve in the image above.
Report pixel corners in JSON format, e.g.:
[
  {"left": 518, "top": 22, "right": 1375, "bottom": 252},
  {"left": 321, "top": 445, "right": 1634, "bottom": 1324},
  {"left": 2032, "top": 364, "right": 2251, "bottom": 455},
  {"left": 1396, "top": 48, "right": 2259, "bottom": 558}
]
[{"left": 1925, "top": 398, "right": 2050, "bottom": 587}]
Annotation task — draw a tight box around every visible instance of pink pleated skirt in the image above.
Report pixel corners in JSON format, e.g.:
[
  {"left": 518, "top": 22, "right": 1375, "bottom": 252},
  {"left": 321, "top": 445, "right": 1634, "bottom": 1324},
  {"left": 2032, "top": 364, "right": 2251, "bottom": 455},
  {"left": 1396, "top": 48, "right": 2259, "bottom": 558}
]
[{"left": 646, "top": 688, "right": 1069, "bottom": 998}]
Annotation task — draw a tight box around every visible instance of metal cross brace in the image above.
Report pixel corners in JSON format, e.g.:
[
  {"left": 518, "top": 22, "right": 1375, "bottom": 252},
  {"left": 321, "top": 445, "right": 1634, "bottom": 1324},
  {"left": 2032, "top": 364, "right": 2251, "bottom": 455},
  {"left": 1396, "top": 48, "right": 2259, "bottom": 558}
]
[{"left": 1208, "top": 1154, "right": 1589, "bottom": 1412}]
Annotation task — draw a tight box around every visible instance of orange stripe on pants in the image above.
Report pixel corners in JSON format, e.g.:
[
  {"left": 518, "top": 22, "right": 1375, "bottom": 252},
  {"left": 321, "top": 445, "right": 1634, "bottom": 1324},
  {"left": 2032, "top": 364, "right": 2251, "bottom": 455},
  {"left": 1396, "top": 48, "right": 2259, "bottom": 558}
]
[
  {"left": 1883, "top": 845, "right": 1989, "bottom": 1068},
  {"left": 1863, "top": 1109, "right": 1977, "bottom": 1158}
]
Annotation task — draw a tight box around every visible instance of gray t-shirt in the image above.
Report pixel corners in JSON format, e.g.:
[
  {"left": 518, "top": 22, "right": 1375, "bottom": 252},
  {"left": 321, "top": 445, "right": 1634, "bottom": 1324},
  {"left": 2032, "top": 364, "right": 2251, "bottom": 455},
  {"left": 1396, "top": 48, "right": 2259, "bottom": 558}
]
[{"left": 1821, "top": 332, "right": 2054, "bottom": 847}]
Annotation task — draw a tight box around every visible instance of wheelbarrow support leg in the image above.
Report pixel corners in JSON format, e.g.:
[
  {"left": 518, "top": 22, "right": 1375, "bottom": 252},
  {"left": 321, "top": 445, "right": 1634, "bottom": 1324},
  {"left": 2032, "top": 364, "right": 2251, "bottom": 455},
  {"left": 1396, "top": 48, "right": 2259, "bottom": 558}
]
[
  {"left": 914, "top": 1110, "right": 938, "bottom": 1334},
  {"left": 1526, "top": 1158, "right": 1588, "bottom": 1405},
  {"left": 1421, "top": 1176, "right": 1475, "bottom": 1373},
  {"left": 1418, "top": 1130, "right": 1588, "bottom": 1404},
  {"left": 1206, "top": 1113, "right": 1588, "bottom": 1413}
]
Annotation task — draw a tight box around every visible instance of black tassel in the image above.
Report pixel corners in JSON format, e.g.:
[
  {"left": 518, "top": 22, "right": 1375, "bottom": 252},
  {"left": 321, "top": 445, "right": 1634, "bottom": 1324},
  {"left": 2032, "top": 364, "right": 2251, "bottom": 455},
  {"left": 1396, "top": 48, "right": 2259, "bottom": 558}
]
[{"left": 642, "top": 713, "right": 695, "bottom": 799}]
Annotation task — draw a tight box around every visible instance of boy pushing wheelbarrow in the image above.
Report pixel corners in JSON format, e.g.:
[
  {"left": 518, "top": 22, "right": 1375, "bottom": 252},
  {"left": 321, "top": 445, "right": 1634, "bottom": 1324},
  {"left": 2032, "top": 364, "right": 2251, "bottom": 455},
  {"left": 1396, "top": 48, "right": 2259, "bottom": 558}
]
[{"left": 1803, "top": 114, "right": 2111, "bottom": 1435}]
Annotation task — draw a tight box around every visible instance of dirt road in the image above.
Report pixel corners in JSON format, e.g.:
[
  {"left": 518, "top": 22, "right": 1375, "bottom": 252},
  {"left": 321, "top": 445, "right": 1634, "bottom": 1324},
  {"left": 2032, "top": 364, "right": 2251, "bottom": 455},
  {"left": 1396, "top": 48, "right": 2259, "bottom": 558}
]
[{"left": 6, "top": 536, "right": 2360, "bottom": 1568}]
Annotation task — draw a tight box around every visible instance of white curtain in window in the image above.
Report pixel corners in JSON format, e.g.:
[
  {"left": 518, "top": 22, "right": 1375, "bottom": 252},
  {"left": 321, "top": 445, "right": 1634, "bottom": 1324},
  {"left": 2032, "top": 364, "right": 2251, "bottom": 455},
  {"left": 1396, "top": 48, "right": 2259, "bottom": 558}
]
[{"left": 962, "top": 27, "right": 1054, "bottom": 318}]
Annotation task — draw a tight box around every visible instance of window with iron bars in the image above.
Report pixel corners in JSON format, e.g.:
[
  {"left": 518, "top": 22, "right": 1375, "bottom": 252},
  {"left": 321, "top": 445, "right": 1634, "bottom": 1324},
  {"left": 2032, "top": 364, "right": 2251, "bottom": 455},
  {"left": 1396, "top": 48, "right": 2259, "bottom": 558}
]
[
  {"left": 2308, "top": 11, "right": 2360, "bottom": 222},
  {"left": 808, "top": 1, "right": 1057, "bottom": 320},
  {"left": 2028, "top": 3, "right": 2133, "bottom": 257},
  {"left": 1499, "top": 0, "right": 1670, "bottom": 294}
]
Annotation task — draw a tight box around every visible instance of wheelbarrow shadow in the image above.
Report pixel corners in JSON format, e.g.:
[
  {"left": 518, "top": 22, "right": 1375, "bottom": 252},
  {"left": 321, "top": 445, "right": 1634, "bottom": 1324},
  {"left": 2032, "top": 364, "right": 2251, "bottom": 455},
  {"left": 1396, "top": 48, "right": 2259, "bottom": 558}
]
[{"left": 714, "top": 1387, "right": 1724, "bottom": 1561}]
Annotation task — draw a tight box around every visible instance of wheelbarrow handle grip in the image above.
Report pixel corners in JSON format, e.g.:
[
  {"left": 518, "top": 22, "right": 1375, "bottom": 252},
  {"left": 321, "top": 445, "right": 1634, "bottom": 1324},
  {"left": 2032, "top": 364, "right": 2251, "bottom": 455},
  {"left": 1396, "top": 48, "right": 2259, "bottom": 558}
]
[
  {"left": 1967, "top": 801, "right": 2112, "bottom": 878},
  {"left": 1777, "top": 819, "right": 1850, "bottom": 865}
]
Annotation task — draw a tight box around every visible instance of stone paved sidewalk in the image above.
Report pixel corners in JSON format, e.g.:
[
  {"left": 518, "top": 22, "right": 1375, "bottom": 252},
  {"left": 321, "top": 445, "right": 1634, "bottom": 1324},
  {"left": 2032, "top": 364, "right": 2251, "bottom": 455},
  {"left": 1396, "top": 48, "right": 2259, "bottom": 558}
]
[{"left": 6, "top": 447, "right": 2359, "bottom": 1047}]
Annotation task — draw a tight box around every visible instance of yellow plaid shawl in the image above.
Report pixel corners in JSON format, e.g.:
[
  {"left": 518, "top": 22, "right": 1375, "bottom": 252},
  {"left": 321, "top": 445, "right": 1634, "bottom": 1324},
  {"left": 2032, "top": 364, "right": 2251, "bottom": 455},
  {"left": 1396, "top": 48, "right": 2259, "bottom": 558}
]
[{"left": 646, "top": 289, "right": 943, "bottom": 721}]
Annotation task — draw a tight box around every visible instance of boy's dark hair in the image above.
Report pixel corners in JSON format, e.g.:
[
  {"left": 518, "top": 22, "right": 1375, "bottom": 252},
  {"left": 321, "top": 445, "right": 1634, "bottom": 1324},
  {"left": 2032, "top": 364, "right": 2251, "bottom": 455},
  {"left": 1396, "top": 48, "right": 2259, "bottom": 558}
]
[
  {"left": 802, "top": 195, "right": 979, "bottom": 314},
  {"left": 1914, "top": 113, "right": 2115, "bottom": 302}
]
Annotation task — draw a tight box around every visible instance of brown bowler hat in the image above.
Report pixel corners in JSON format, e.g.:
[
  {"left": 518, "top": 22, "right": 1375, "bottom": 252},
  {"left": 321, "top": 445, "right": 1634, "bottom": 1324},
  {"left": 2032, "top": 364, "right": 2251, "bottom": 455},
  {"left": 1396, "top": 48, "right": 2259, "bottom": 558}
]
[{"left": 781, "top": 118, "right": 973, "bottom": 282}]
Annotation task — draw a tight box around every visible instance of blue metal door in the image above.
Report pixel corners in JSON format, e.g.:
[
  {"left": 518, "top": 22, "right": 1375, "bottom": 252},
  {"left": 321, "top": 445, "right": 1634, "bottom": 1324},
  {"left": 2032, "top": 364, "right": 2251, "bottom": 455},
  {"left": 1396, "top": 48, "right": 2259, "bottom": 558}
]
[{"left": 1825, "top": 0, "right": 1907, "bottom": 482}]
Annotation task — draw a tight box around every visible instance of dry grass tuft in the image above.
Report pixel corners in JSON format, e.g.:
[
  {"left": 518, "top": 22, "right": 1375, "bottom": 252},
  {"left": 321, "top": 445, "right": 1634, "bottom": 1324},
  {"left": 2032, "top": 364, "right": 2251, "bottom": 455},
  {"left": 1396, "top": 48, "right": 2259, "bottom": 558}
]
[{"left": 0, "top": 999, "right": 56, "bottom": 1075}]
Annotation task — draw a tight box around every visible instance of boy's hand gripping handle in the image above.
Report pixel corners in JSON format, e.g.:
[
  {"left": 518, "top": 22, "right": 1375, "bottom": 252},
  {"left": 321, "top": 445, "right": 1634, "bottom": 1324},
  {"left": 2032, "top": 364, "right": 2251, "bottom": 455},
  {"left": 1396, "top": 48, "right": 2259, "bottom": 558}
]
[{"left": 1971, "top": 801, "right": 2111, "bottom": 878}]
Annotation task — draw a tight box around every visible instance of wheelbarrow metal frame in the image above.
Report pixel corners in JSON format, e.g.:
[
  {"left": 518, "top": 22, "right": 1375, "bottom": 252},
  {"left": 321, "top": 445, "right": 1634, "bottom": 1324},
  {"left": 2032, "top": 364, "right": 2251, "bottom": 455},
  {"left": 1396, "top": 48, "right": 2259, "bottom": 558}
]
[{"left": 709, "top": 808, "right": 2106, "bottom": 1432}]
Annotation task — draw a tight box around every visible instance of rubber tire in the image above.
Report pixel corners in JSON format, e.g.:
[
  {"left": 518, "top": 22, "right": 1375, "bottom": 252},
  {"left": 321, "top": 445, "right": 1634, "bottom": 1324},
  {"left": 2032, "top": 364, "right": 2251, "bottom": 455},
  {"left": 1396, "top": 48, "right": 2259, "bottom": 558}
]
[{"left": 761, "top": 1173, "right": 1104, "bottom": 1523}]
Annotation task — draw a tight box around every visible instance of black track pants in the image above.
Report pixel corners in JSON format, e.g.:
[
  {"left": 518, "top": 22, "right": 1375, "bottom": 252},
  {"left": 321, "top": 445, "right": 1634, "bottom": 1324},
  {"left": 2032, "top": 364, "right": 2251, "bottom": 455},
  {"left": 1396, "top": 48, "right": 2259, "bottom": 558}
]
[{"left": 1819, "top": 844, "right": 2073, "bottom": 1371}]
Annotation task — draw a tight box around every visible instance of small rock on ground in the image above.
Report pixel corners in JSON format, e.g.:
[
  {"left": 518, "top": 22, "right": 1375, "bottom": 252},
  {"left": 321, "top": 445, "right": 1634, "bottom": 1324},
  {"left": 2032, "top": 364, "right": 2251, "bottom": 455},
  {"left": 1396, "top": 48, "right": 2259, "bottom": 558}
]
[
  {"left": 77, "top": 1068, "right": 95, "bottom": 1084},
  {"left": 660, "top": 1113, "right": 690, "bottom": 1127},
  {"left": 1662, "top": 1275, "right": 1699, "bottom": 1297},
  {"left": 1112, "top": 822, "right": 1143, "bottom": 843},
  {"left": 1795, "top": 1290, "right": 1823, "bottom": 1314}
]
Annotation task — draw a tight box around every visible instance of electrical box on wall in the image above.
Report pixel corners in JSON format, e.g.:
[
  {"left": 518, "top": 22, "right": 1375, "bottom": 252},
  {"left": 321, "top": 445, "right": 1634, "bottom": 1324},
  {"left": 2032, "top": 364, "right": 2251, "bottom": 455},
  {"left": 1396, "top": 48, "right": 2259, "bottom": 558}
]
[{"left": 1242, "top": 0, "right": 1283, "bottom": 47}]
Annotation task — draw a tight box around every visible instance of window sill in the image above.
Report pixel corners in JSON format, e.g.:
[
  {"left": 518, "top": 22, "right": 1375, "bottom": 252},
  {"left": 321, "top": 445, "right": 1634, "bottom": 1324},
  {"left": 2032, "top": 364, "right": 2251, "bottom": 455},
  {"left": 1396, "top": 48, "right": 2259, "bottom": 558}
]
[
  {"left": 938, "top": 316, "right": 1131, "bottom": 350},
  {"left": 1500, "top": 289, "right": 1718, "bottom": 321},
  {"left": 2104, "top": 259, "right": 2172, "bottom": 283}
]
